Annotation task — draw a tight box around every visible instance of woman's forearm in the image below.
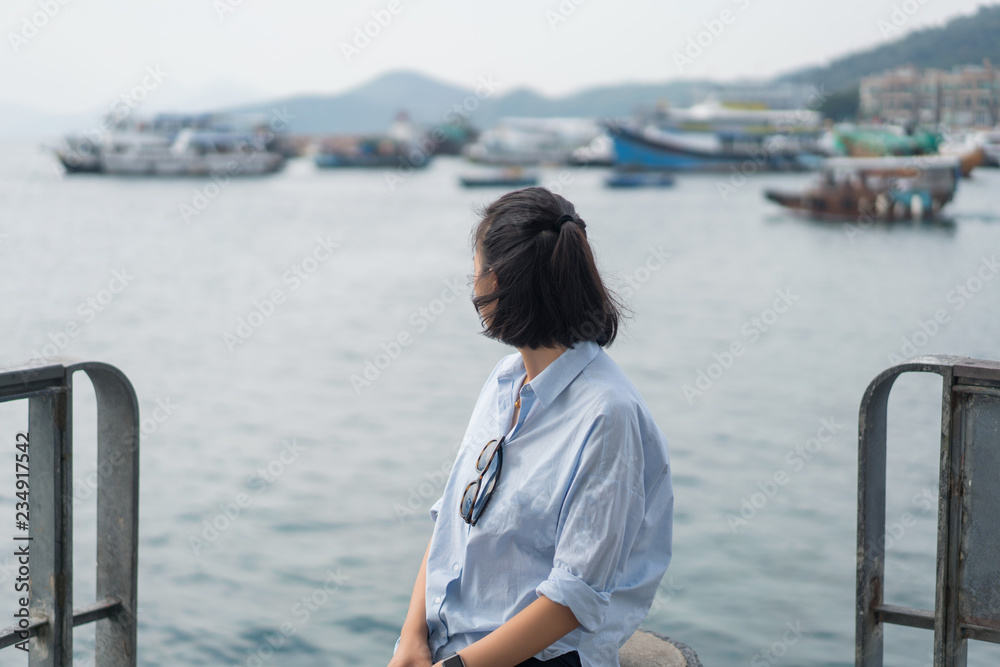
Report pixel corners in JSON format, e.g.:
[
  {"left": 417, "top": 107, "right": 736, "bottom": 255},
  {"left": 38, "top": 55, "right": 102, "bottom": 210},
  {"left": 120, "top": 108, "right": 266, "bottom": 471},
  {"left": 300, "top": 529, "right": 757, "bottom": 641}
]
[
  {"left": 401, "top": 537, "right": 432, "bottom": 641},
  {"left": 452, "top": 594, "right": 580, "bottom": 667}
]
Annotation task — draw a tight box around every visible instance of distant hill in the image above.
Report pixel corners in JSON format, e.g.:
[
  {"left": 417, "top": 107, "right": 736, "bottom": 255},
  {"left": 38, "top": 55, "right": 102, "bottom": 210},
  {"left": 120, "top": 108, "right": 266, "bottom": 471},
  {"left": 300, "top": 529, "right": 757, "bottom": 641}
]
[
  {"left": 225, "top": 72, "right": 716, "bottom": 135},
  {"left": 226, "top": 71, "right": 473, "bottom": 134},
  {"left": 236, "top": 5, "right": 1000, "bottom": 133},
  {"left": 8, "top": 5, "right": 1000, "bottom": 137},
  {"left": 780, "top": 4, "right": 1000, "bottom": 93}
]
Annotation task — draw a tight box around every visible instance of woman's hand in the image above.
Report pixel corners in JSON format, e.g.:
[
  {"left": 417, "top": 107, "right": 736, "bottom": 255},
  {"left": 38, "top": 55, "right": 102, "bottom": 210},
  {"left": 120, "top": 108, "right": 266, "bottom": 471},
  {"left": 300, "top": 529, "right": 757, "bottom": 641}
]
[{"left": 386, "top": 635, "right": 433, "bottom": 667}]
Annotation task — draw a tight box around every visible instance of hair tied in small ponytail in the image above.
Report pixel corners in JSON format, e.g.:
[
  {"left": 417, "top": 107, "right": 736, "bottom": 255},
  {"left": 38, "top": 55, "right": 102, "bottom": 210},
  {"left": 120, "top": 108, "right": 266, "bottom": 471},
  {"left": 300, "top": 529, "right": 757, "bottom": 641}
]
[{"left": 553, "top": 214, "right": 574, "bottom": 231}]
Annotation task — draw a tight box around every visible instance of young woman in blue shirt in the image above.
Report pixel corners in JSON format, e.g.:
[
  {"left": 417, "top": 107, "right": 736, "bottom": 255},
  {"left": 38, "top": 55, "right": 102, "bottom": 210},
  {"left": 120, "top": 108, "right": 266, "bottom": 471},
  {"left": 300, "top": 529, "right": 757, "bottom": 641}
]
[{"left": 388, "top": 187, "right": 674, "bottom": 667}]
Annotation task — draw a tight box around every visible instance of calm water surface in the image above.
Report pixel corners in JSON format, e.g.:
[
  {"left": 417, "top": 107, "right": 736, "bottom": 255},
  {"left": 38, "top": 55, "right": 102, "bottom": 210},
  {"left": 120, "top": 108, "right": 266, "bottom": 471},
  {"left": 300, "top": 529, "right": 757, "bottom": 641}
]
[{"left": 1, "top": 138, "right": 999, "bottom": 666}]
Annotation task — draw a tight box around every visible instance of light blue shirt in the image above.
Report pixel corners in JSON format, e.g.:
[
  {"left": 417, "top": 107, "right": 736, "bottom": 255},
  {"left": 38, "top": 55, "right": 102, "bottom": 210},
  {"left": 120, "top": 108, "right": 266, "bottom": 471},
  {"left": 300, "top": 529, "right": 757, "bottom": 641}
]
[{"left": 395, "top": 339, "right": 673, "bottom": 667}]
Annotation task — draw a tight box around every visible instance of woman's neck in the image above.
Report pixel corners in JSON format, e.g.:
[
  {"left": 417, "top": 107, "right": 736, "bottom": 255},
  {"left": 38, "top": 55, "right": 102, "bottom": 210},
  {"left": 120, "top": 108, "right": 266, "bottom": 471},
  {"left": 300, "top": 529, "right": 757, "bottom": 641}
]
[{"left": 518, "top": 344, "right": 568, "bottom": 383}]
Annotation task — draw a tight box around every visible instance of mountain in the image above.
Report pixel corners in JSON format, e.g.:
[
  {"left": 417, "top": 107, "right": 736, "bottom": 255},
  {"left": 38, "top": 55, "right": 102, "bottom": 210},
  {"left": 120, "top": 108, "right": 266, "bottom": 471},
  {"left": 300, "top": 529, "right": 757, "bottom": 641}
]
[
  {"left": 218, "top": 5, "right": 1000, "bottom": 132},
  {"left": 6, "top": 4, "right": 999, "bottom": 137},
  {"left": 222, "top": 72, "right": 715, "bottom": 135},
  {"left": 221, "top": 74, "right": 724, "bottom": 135},
  {"left": 226, "top": 71, "right": 477, "bottom": 134},
  {"left": 779, "top": 4, "right": 1000, "bottom": 93}
]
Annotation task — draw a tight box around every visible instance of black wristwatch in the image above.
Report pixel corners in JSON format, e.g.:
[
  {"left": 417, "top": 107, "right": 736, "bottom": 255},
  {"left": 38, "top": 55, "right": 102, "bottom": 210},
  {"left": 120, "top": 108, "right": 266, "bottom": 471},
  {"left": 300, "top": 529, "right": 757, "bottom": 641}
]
[{"left": 442, "top": 653, "right": 465, "bottom": 667}]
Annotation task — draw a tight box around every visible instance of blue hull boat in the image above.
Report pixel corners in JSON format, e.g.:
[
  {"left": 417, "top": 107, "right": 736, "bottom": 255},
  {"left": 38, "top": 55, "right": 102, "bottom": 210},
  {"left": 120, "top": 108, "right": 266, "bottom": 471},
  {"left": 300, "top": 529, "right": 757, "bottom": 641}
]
[
  {"left": 605, "top": 172, "right": 675, "bottom": 188},
  {"left": 607, "top": 122, "right": 817, "bottom": 173}
]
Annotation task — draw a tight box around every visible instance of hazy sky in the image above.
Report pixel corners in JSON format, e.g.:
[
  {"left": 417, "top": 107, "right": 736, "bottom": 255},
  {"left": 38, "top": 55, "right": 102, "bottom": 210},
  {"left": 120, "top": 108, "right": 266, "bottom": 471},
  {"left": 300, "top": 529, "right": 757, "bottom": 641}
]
[{"left": 2, "top": 0, "right": 995, "bottom": 115}]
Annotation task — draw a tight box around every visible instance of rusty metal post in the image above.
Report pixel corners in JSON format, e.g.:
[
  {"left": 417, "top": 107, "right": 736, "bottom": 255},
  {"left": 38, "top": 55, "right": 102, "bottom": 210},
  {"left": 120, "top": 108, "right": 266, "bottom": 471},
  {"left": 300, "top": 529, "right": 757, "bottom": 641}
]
[
  {"left": 0, "top": 360, "right": 139, "bottom": 667},
  {"left": 28, "top": 386, "right": 74, "bottom": 667},
  {"left": 856, "top": 356, "right": 1000, "bottom": 667}
]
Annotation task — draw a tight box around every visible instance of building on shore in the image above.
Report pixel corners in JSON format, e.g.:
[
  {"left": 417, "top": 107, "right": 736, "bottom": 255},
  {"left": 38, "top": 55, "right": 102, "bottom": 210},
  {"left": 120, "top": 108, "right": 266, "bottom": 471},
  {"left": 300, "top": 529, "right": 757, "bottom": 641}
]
[{"left": 859, "top": 59, "right": 1000, "bottom": 128}]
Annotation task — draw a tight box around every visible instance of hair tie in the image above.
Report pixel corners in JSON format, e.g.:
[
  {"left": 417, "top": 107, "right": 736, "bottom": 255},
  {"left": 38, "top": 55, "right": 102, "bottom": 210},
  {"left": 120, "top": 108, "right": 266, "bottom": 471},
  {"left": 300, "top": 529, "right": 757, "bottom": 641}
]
[{"left": 553, "top": 214, "right": 575, "bottom": 231}]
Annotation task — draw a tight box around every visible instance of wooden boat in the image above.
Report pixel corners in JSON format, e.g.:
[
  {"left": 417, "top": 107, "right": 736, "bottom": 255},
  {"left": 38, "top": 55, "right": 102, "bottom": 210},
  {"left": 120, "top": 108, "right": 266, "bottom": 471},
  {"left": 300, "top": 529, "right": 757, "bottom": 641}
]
[
  {"left": 938, "top": 134, "right": 986, "bottom": 178},
  {"left": 958, "top": 147, "right": 986, "bottom": 178},
  {"left": 764, "top": 156, "right": 961, "bottom": 221}
]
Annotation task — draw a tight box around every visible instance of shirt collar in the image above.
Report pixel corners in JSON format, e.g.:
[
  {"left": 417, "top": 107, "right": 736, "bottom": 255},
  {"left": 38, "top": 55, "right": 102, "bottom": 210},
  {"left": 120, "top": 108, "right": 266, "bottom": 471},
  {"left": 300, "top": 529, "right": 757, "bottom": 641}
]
[{"left": 499, "top": 340, "right": 601, "bottom": 409}]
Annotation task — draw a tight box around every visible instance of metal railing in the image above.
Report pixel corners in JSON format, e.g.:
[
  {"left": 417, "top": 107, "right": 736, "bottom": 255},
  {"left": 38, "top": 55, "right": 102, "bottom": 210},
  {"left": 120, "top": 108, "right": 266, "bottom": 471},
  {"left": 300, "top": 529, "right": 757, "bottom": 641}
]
[
  {"left": 857, "top": 355, "right": 1000, "bottom": 666},
  {"left": 0, "top": 359, "right": 139, "bottom": 667},
  {"left": 7, "top": 353, "right": 997, "bottom": 665}
]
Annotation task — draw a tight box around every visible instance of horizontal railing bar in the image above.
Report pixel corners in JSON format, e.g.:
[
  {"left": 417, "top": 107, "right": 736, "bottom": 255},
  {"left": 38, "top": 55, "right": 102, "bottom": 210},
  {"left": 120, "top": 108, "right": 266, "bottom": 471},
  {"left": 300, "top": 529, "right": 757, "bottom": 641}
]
[
  {"left": 0, "top": 597, "right": 122, "bottom": 650},
  {"left": 72, "top": 597, "right": 122, "bottom": 627},
  {"left": 0, "top": 616, "right": 46, "bottom": 649},
  {"left": 962, "top": 623, "right": 1000, "bottom": 644},
  {"left": 0, "top": 363, "right": 67, "bottom": 392},
  {"left": 954, "top": 359, "right": 1000, "bottom": 381},
  {"left": 0, "top": 382, "right": 67, "bottom": 404},
  {"left": 952, "top": 384, "right": 1000, "bottom": 398},
  {"left": 875, "top": 604, "right": 935, "bottom": 630}
]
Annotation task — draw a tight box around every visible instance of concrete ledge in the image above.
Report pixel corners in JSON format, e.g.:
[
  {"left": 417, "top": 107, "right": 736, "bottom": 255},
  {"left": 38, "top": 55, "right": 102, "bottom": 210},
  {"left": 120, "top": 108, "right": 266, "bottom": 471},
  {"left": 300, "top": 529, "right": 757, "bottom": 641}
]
[{"left": 619, "top": 630, "right": 702, "bottom": 667}]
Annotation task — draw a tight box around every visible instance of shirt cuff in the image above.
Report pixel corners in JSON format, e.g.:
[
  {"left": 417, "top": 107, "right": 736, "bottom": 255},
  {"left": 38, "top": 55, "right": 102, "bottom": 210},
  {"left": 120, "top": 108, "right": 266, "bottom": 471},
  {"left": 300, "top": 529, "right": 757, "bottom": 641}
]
[{"left": 535, "top": 564, "right": 611, "bottom": 632}]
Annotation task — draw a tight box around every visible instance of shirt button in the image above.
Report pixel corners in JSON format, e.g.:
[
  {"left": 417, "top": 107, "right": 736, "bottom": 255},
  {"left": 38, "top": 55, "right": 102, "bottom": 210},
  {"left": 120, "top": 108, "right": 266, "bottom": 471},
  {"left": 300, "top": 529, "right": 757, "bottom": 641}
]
[
  {"left": 434, "top": 596, "right": 441, "bottom": 604},
  {"left": 453, "top": 563, "right": 460, "bottom": 571}
]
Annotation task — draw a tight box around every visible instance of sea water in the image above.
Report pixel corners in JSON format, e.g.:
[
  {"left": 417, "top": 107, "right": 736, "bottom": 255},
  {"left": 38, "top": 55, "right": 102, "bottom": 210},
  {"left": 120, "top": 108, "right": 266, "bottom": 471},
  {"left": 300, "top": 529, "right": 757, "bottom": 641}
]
[{"left": 1, "top": 139, "right": 1000, "bottom": 666}]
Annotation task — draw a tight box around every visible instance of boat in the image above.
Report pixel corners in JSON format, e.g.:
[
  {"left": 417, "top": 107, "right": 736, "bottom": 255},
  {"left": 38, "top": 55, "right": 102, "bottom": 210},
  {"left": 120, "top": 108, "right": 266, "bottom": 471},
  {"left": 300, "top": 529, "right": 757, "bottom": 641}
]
[
  {"left": 462, "top": 117, "right": 603, "bottom": 166},
  {"left": 607, "top": 101, "right": 825, "bottom": 172},
  {"left": 977, "top": 129, "right": 1000, "bottom": 167},
  {"left": 938, "top": 132, "right": 986, "bottom": 178},
  {"left": 56, "top": 135, "right": 105, "bottom": 173},
  {"left": 313, "top": 138, "right": 429, "bottom": 168},
  {"left": 314, "top": 112, "right": 432, "bottom": 170},
  {"left": 568, "top": 135, "right": 616, "bottom": 167},
  {"left": 53, "top": 113, "right": 286, "bottom": 176},
  {"left": 459, "top": 167, "right": 539, "bottom": 188},
  {"left": 100, "top": 129, "right": 284, "bottom": 176},
  {"left": 831, "top": 125, "right": 982, "bottom": 178},
  {"left": 604, "top": 171, "right": 675, "bottom": 188},
  {"left": 831, "top": 124, "right": 941, "bottom": 157},
  {"left": 763, "top": 155, "right": 961, "bottom": 221}
]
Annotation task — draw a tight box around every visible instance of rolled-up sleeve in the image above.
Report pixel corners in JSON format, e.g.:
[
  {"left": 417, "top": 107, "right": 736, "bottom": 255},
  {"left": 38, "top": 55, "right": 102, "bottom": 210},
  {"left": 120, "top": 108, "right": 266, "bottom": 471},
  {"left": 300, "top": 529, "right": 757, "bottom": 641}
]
[
  {"left": 429, "top": 495, "right": 444, "bottom": 522},
  {"left": 535, "top": 408, "right": 645, "bottom": 633}
]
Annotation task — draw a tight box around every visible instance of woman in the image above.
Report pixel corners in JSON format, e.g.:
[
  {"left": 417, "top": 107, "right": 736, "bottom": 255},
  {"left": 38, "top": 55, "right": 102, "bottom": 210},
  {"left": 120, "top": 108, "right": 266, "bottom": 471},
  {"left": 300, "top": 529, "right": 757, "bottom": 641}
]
[{"left": 389, "top": 187, "right": 673, "bottom": 667}]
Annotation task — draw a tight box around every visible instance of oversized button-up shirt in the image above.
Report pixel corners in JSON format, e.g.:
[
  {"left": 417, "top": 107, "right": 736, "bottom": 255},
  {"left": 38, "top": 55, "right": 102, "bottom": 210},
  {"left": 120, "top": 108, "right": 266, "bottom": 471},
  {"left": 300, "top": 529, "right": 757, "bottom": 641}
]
[{"left": 402, "top": 339, "right": 673, "bottom": 667}]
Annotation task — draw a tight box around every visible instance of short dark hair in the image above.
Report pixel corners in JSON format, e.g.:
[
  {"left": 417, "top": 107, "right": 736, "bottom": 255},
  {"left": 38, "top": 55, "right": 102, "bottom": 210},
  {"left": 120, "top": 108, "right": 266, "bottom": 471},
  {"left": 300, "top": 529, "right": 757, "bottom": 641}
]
[{"left": 470, "top": 187, "right": 627, "bottom": 349}]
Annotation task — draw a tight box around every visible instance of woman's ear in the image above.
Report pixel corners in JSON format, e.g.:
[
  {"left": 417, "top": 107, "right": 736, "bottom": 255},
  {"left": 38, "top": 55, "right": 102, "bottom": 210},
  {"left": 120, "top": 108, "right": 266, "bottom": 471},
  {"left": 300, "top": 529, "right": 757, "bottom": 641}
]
[{"left": 484, "top": 267, "right": 498, "bottom": 293}]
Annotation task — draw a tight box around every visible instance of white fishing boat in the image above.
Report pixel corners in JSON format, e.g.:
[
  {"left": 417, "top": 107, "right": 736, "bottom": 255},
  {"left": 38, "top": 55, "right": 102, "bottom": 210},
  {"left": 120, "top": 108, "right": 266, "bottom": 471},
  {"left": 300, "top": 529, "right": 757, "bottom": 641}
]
[
  {"left": 53, "top": 114, "right": 286, "bottom": 176},
  {"left": 463, "top": 117, "right": 602, "bottom": 166},
  {"left": 99, "top": 129, "right": 284, "bottom": 176}
]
